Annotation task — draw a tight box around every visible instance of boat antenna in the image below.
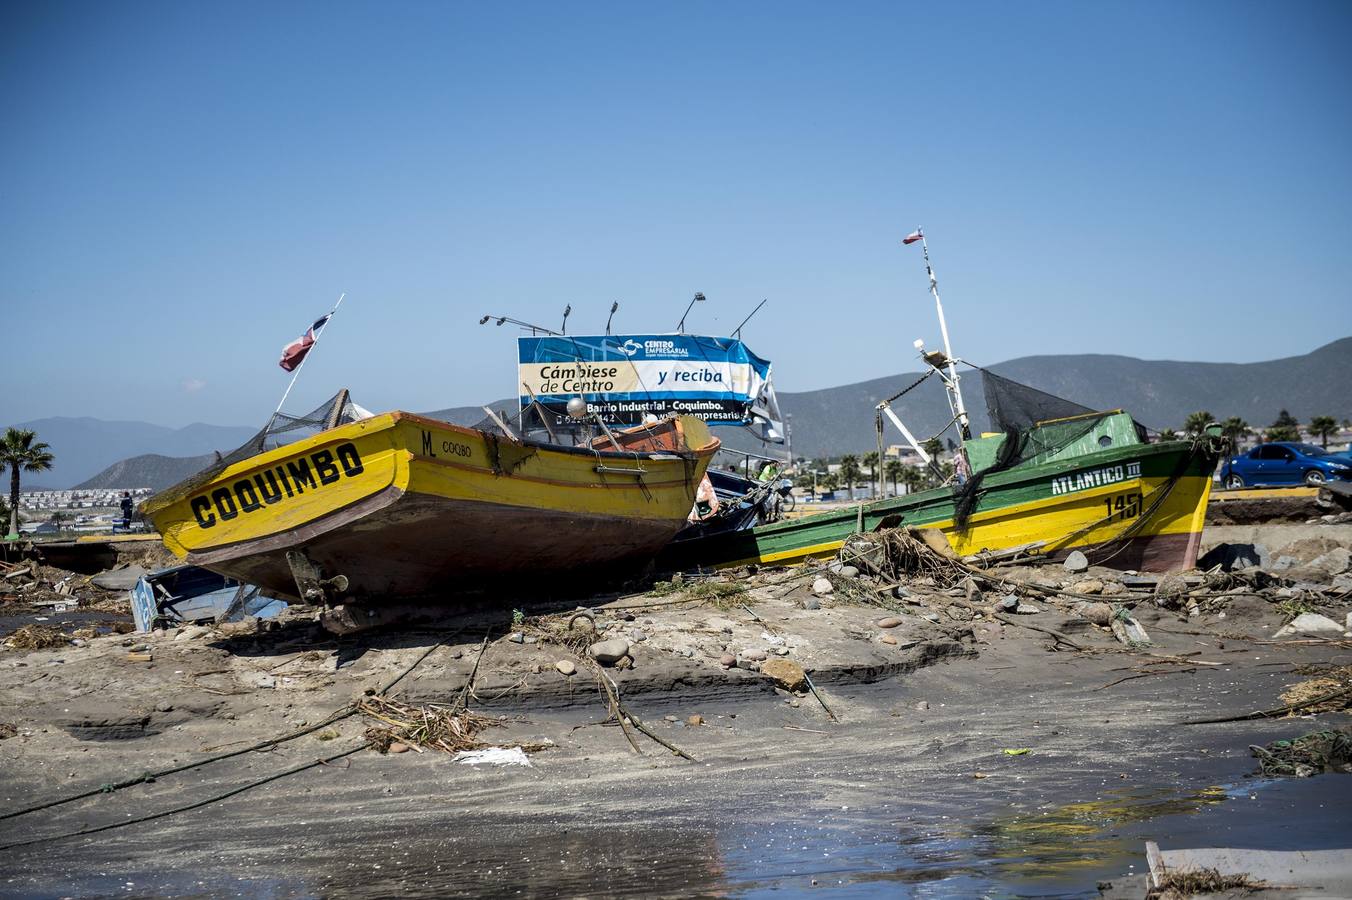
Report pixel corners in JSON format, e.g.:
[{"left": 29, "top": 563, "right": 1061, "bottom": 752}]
[
  {"left": 478, "top": 314, "right": 561, "bottom": 336},
  {"left": 273, "top": 292, "right": 345, "bottom": 421},
  {"left": 605, "top": 301, "right": 619, "bottom": 335},
  {"left": 677, "top": 291, "right": 706, "bottom": 333},
  {"left": 561, "top": 304, "right": 572, "bottom": 335},
  {"left": 904, "top": 229, "right": 971, "bottom": 441},
  {"left": 731, "top": 298, "right": 768, "bottom": 340}
]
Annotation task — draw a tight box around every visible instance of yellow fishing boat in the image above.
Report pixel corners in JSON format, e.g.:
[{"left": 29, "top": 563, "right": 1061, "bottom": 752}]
[{"left": 141, "top": 405, "right": 719, "bottom": 607}]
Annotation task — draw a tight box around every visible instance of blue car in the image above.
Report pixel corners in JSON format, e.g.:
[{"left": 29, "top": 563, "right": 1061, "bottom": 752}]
[{"left": 1220, "top": 442, "right": 1352, "bottom": 489}]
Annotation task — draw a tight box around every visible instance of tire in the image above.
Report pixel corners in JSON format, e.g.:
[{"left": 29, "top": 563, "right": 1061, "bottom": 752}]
[
  {"left": 1224, "top": 474, "right": 1245, "bottom": 490},
  {"left": 1305, "top": 470, "right": 1326, "bottom": 486},
  {"left": 781, "top": 492, "right": 796, "bottom": 514}
]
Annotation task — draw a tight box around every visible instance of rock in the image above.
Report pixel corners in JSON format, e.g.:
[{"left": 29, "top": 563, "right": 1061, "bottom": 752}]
[
  {"left": 879, "top": 633, "right": 898, "bottom": 645},
  {"left": 154, "top": 700, "right": 174, "bottom": 712},
  {"left": 828, "top": 562, "right": 843, "bottom": 574},
  {"left": 1071, "top": 579, "right": 1104, "bottom": 595},
  {"left": 760, "top": 658, "right": 807, "bottom": 692},
  {"left": 915, "top": 700, "right": 929, "bottom": 710},
  {"left": 773, "top": 646, "right": 790, "bottom": 656},
  {"left": 508, "top": 632, "right": 526, "bottom": 644},
  {"left": 719, "top": 653, "right": 736, "bottom": 668},
  {"left": 588, "top": 638, "right": 631, "bottom": 665},
  {"left": 1272, "top": 555, "right": 1298, "bottom": 572},
  {"left": 663, "top": 715, "right": 678, "bottom": 723},
  {"left": 1335, "top": 574, "right": 1352, "bottom": 592},
  {"left": 1274, "top": 613, "right": 1346, "bottom": 638},
  {"left": 629, "top": 629, "right": 647, "bottom": 642},
  {"left": 963, "top": 578, "right": 983, "bottom": 604},
  {"left": 839, "top": 565, "right": 859, "bottom": 579},
  {"left": 253, "top": 674, "right": 276, "bottom": 689},
  {"left": 687, "top": 715, "right": 704, "bottom": 726},
  {"left": 737, "top": 659, "right": 761, "bottom": 672},
  {"left": 1100, "top": 581, "right": 1125, "bottom": 597},
  {"left": 555, "top": 660, "right": 577, "bottom": 676},
  {"left": 388, "top": 742, "right": 410, "bottom": 754},
  {"left": 876, "top": 616, "right": 903, "bottom": 629},
  {"left": 1015, "top": 602, "right": 1040, "bottom": 614},
  {"left": 802, "top": 598, "right": 821, "bottom": 610},
  {"left": 1063, "top": 550, "right": 1089, "bottom": 573},
  {"left": 920, "top": 612, "right": 941, "bottom": 623},
  {"left": 998, "top": 595, "right": 1019, "bottom": 612},
  {"left": 892, "top": 585, "right": 911, "bottom": 600},
  {"left": 1071, "top": 602, "right": 1113, "bottom": 627},
  {"left": 740, "top": 648, "right": 768, "bottom": 662},
  {"left": 812, "top": 577, "right": 834, "bottom": 596},
  {"left": 1310, "top": 547, "right": 1351, "bottom": 576}
]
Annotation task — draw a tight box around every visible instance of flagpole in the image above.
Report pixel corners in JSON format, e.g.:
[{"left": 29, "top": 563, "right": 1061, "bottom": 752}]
[
  {"left": 272, "top": 292, "right": 346, "bottom": 421},
  {"left": 917, "top": 232, "right": 971, "bottom": 441}
]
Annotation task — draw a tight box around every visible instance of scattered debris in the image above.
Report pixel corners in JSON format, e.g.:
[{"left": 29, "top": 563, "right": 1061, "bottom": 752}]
[
  {"left": 4, "top": 625, "right": 68, "bottom": 650},
  {"left": 1250, "top": 727, "right": 1352, "bottom": 777}
]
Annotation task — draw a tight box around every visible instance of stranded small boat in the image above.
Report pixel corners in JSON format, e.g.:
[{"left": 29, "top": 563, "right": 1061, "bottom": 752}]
[
  {"left": 662, "top": 407, "right": 1223, "bottom": 573},
  {"left": 141, "top": 398, "right": 719, "bottom": 607}
]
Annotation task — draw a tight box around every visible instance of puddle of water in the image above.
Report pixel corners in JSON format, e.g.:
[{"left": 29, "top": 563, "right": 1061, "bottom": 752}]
[{"left": 718, "top": 774, "right": 1352, "bottom": 898}]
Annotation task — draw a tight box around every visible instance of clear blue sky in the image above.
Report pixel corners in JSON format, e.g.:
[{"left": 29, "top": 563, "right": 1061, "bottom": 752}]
[{"left": 3, "top": 1, "right": 1350, "bottom": 428}]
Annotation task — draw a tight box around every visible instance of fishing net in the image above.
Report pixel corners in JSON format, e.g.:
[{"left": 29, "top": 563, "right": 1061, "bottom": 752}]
[
  {"left": 149, "top": 390, "right": 374, "bottom": 503},
  {"left": 1250, "top": 728, "right": 1352, "bottom": 777},
  {"left": 952, "top": 370, "right": 1149, "bottom": 530}
]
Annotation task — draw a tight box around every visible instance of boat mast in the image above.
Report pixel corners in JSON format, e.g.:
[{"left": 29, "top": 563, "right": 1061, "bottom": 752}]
[{"left": 917, "top": 231, "right": 972, "bottom": 442}]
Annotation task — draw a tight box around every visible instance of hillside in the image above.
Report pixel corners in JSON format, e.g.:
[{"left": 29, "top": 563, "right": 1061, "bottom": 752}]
[
  {"left": 14, "top": 337, "right": 1351, "bottom": 482},
  {"left": 75, "top": 453, "right": 217, "bottom": 491},
  {"left": 4, "top": 416, "right": 256, "bottom": 489},
  {"left": 725, "top": 337, "right": 1352, "bottom": 458}
]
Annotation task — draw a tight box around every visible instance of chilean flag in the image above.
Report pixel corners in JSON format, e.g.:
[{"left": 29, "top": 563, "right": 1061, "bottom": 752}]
[
  {"left": 902, "top": 229, "right": 924, "bottom": 245},
  {"left": 279, "top": 314, "right": 330, "bottom": 371}
]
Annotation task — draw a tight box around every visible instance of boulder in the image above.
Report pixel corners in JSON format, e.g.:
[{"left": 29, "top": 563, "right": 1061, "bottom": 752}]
[
  {"left": 1071, "top": 601, "right": 1113, "bottom": 627},
  {"left": 1063, "top": 551, "right": 1089, "bottom": 573},
  {"left": 588, "top": 638, "right": 631, "bottom": 666},
  {"left": 1309, "top": 547, "right": 1351, "bottom": 577},
  {"left": 760, "top": 658, "right": 807, "bottom": 692},
  {"left": 554, "top": 660, "right": 577, "bottom": 676},
  {"left": 1274, "top": 613, "right": 1346, "bottom": 638},
  {"left": 1071, "top": 579, "right": 1104, "bottom": 595},
  {"left": 812, "top": 577, "right": 834, "bottom": 596}
]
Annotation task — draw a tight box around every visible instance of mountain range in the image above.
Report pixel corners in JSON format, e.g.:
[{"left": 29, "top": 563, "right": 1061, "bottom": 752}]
[{"left": 11, "top": 337, "right": 1350, "bottom": 489}]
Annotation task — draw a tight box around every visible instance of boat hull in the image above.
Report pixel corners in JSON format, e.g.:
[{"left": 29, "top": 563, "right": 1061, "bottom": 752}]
[
  {"left": 660, "top": 438, "right": 1219, "bottom": 573},
  {"left": 143, "top": 412, "right": 719, "bottom": 602}
]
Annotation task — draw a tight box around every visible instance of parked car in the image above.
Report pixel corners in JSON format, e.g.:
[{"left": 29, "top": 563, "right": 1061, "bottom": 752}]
[{"left": 1219, "top": 442, "right": 1352, "bottom": 489}]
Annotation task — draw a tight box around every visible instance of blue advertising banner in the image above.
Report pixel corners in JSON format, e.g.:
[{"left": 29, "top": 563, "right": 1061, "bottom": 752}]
[{"left": 517, "top": 334, "right": 781, "bottom": 435}]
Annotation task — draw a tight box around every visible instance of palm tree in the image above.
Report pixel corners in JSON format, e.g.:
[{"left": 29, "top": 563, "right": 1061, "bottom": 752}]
[
  {"left": 1183, "top": 411, "right": 1215, "bottom": 437},
  {"left": 1220, "top": 417, "right": 1250, "bottom": 451},
  {"left": 1309, "top": 415, "right": 1338, "bottom": 449},
  {"left": 883, "top": 458, "right": 904, "bottom": 497},
  {"left": 1158, "top": 428, "right": 1179, "bottom": 442},
  {"left": 1267, "top": 409, "right": 1301, "bottom": 443},
  {"left": 921, "top": 438, "right": 944, "bottom": 461},
  {"left": 838, "top": 455, "right": 861, "bottom": 501},
  {"left": 862, "top": 451, "right": 880, "bottom": 499},
  {"left": 901, "top": 465, "right": 924, "bottom": 496},
  {"left": 3, "top": 428, "right": 55, "bottom": 540}
]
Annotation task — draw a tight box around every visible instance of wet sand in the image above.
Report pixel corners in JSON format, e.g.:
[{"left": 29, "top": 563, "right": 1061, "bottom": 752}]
[{"left": 2, "top": 558, "right": 1350, "bottom": 898}]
